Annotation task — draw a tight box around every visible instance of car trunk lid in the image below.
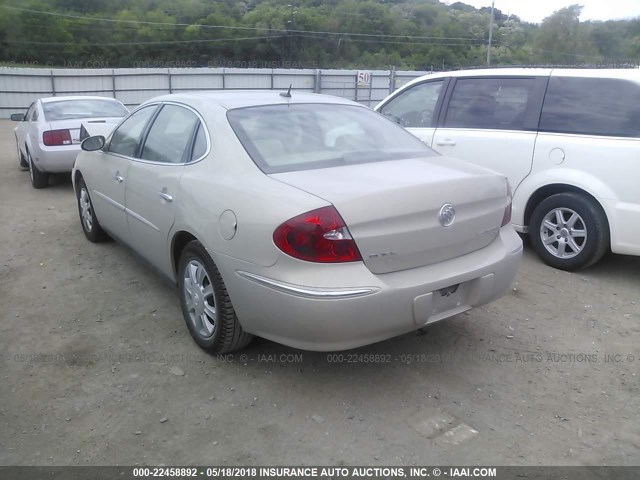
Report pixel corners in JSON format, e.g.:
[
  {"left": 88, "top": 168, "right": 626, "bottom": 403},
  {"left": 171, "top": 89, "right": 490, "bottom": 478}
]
[
  {"left": 271, "top": 157, "right": 509, "bottom": 274},
  {"left": 48, "top": 117, "right": 121, "bottom": 145}
]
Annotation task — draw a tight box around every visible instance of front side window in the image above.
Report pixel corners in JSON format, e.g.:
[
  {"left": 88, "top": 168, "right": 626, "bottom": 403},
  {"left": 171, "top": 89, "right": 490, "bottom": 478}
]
[
  {"left": 444, "top": 77, "right": 535, "bottom": 131},
  {"left": 228, "top": 103, "right": 435, "bottom": 174},
  {"left": 140, "top": 105, "right": 201, "bottom": 164},
  {"left": 539, "top": 77, "right": 640, "bottom": 137},
  {"left": 379, "top": 80, "right": 444, "bottom": 128},
  {"left": 108, "top": 105, "right": 158, "bottom": 157}
]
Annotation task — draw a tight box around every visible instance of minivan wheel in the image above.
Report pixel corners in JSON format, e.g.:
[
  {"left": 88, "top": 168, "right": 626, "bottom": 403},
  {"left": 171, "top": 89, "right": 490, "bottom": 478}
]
[
  {"left": 178, "top": 241, "right": 253, "bottom": 353},
  {"left": 76, "top": 177, "right": 108, "bottom": 242},
  {"left": 28, "top": 151, "right": 49, "bottom": 189},
  {"left": 530, "top": 192, "right": 609, "bottom": 271}
]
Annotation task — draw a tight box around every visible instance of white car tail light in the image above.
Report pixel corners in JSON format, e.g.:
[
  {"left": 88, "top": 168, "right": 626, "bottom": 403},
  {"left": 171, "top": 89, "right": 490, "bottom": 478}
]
[{"left": 43, "top": 129, "right": 72, "bottom": 146}]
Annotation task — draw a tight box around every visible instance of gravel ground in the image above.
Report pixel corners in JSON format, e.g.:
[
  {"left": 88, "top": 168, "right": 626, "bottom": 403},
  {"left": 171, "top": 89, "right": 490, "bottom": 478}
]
[{"left": 0, "top": 120, "right": 638, "bottom": 466}]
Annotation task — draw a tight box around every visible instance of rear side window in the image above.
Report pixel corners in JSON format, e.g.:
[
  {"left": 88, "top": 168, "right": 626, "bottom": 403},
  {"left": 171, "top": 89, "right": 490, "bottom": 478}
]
[
  {"left": 539, "top": 77, "right": 640, "bottom": 137},
  {"left": 379, "top": 80, "right": 444, "bottom": 128},
  {"left": 140, "top": 105, "right": 200, "bottom": 164},
  {"left": 444, "top": 77, "right": 535, "bottom": 131},
  {"left": 191, "top": 123, "right": 207, "bottom": 161}
]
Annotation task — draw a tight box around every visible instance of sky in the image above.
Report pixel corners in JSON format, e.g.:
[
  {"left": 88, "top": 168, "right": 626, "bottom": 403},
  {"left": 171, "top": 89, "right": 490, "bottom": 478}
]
[{"left": 445, "top": 0, "right": 640, "bottom": 24}]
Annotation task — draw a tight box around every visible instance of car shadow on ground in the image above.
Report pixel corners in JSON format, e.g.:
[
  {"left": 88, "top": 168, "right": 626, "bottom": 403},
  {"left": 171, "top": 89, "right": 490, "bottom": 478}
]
[
  {"left": 520, "top": 234, "right": 639, "bottom": 283},
  {"left": 16, "top": 170, "right": 74, "bottom": 190},
  {"left": 199, "top": 248, "right": 640, "bottom": 379},
  {"left": 205, "top": 305, "right": 494, "bottom": 376},
  {"left": 582, "top": 251, "right": 640, "bottom": 282},
  {"left": 47, "top": 172, "right": 74, "bottom": 189}
]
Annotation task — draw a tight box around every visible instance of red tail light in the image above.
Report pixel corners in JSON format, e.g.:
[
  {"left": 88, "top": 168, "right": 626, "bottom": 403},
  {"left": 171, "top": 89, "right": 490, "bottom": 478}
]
[
  {"left": 43, "top": 129, "right": 72, "bottom": 146},
  {"left": 273, "top": 206, "right": 362, "bottom": 263},
  {"left": 501, "top": 182, "right": 513, "bottom": 227}
]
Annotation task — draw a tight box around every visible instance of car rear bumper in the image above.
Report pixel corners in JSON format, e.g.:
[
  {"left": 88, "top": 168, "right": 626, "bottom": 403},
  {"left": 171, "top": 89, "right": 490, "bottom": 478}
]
[
  {"left": 601, "top": 198, "right": 640, "bottom": 256},
  {"left": 216, "top": 226, "right": 523, "bottom": 351},
  {"left": 32, "top": 144, "right": 79, "bottom": 173}
]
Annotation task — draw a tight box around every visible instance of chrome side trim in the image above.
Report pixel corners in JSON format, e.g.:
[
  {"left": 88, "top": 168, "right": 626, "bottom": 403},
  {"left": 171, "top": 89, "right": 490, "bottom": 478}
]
[
  {"left": 126, "top": 208, "right": 160, "bottom": 232},
  {"left": 91, "top": 190, "right": 125, "bottom": 212},
  {"left": 236, "top": 271, "right": 379, "bottom": 299},
  {"left": 91, "top": 190, "right": 160, "bottom": 232}
]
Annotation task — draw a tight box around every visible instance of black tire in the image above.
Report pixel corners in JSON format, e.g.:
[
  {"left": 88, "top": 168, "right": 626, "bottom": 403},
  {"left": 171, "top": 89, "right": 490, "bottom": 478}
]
[
  {"left": 16, "top": 140, "right": 28, "bottom": 169},
  {"left": 529, "top": 192, "right": 609, "bottom": 271},
  {"left": 76, "top": 177, "right": 109, "bottom": 242},
  {"left": 27, "top": 151, "right": 49, "bottom": 189},
  {"left": 177, "top": 241, "right": 253, "bottom": 353}
]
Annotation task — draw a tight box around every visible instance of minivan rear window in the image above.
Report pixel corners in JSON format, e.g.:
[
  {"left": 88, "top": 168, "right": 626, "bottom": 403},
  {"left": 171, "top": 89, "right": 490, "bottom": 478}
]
[
  {"left": 539, "top": 77, "right": 640, "bottom": 138},
  {"left": 444, "top": 77, "right": 536, "bottom": 131},
  {"left": 227, "top": 103, "right": 436, "bottom": 174}
]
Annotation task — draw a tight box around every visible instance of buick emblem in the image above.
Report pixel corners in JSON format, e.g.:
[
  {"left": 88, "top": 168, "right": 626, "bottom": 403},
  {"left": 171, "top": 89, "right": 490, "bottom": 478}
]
[{"left": 438, "top": 203, "right": 456, "bottom": 227}]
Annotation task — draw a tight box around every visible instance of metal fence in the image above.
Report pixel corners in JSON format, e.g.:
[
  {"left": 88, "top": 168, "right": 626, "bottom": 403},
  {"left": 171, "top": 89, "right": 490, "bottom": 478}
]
[{"left": 0, "top": 67, "right": 430, "bottom": 118}]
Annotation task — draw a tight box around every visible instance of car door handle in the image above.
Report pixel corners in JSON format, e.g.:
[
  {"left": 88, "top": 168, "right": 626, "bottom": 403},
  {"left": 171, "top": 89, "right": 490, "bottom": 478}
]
[
  {"left": 158, "top": 192, "right": 173, "bottom": 202},
  {"left": 436, "top": 139, "right": 456, "bottom": 146}
]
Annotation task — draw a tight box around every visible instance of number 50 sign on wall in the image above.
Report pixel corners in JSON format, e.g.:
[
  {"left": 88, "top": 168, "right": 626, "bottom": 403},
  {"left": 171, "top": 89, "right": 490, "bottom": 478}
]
[{"left": 357, "top": 71, "right": 372, "bottom": 86}]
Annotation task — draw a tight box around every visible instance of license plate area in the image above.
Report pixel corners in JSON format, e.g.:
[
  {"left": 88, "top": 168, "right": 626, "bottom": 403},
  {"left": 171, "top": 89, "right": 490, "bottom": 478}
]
[
  {"left": 439, "top": 284, "right": 459, "bottom": 297},
  {"left": 434, "top": 282, "right": 467, "bottom": 314},
  {"left": 413, "top": 282, "right": 470, "bottom": 326}
]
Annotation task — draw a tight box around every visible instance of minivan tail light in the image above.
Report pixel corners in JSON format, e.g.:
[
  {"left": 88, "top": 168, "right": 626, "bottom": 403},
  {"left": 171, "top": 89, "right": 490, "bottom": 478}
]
[
  {"left": 43, "top": 129, "right": 72, "bottom": 146},
  {"left": 501, "top": 182, "right": 513, "bottom": 227},
  {"left": 273, "top": 206, "right": 362, "bottom": 263}
]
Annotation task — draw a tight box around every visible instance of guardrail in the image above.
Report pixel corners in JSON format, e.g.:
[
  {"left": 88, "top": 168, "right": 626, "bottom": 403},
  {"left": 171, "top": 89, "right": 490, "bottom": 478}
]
[{"left": 0, "top": 67, "right": 431, "bottom": 117}]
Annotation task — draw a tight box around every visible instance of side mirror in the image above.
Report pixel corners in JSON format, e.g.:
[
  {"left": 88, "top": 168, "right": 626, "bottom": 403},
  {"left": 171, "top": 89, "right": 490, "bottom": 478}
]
[
  {"left": 81, "top": 135, "right": 106, "bottom": 152},
  {"left": 11, "top": 113, "right": 25, "bottom": 122}
]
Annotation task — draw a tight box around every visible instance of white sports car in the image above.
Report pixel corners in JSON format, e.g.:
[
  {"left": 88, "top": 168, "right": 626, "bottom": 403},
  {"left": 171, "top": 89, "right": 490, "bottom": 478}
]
[{"left": 12, "top": 96, "right": 128, "bottom": 188}]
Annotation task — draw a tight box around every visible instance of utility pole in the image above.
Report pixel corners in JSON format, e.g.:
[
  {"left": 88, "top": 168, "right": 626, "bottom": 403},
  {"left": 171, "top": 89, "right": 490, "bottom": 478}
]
[
  {"left": 487, "top": 0, "right": 495, "bottom": 67},
  {"left": 287, "top": 4, "right": 297, "bottom": 65}
]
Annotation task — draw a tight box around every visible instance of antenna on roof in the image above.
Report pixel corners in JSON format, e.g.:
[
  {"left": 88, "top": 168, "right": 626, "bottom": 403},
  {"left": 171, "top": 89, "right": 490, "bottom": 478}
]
[{"left": 280, "top": 84, "right": 292, "bottom": 98}]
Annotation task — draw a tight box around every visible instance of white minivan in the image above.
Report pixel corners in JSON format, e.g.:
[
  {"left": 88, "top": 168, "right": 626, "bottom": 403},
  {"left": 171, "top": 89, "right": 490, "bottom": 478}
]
[{"left": 376, "top": 68, "right": 640, "bottom": 270}]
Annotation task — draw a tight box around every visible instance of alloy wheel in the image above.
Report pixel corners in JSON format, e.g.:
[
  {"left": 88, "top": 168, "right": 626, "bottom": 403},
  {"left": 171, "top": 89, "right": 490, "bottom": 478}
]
[
  {"left": 28, "top": 153, "right": 34, "bottom": 183},
  {"left": 16, "top": 142, "right": 24, "bottom": 167},
  {"left": 182, "top": 260, "right": 216, "bottom": 339},
  {"left": 539, "top": 207, "right": 587, "bottom": 259},
  {"left": 79, "top": 187, "right": 93, "bottom": 232}
]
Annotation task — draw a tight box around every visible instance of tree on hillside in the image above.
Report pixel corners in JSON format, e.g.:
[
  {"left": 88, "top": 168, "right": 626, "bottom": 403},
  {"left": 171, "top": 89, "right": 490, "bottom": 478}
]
[
  {"left": 0, "top": 0, "right": 637, "bottom": 69},
  {"left": 533, "top": 4, "right": 598, "bottom": 64}
]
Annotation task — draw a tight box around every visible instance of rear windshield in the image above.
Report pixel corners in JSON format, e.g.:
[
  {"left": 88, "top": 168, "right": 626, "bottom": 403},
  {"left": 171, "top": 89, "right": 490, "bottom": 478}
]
[
  {"left": 43, "top": 99, "right": 128, "bottom": 121},
  {"left": 227, "top": 103, "right": 436, "bottom": 174}
]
